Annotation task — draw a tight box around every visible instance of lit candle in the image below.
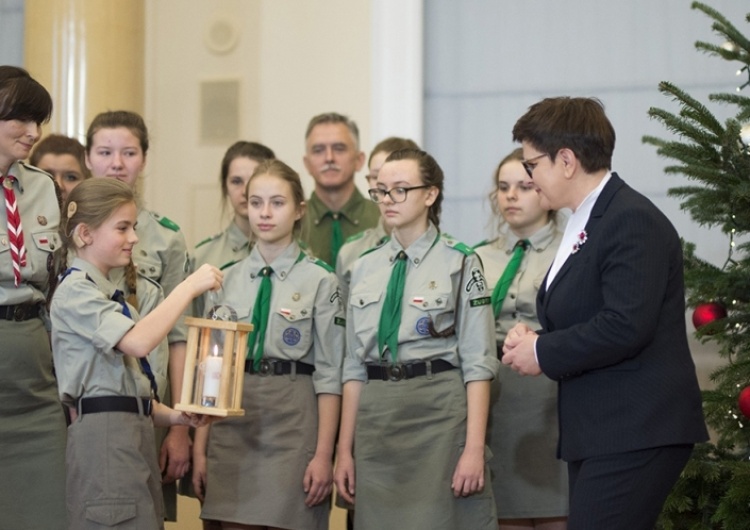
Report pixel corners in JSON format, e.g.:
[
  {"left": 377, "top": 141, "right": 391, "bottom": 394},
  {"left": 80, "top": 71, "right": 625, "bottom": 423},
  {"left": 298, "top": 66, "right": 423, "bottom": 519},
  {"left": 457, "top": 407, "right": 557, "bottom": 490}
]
[{"left": 202, "top": 344, "right": 223, "bottom": 407}]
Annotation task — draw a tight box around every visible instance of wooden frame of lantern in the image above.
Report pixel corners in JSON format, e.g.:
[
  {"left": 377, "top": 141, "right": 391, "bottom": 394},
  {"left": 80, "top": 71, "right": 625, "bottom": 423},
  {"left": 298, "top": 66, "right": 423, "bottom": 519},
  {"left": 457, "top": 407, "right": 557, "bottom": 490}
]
[{"left": 175, "top": 316, "right": 253, "bottom": 417}]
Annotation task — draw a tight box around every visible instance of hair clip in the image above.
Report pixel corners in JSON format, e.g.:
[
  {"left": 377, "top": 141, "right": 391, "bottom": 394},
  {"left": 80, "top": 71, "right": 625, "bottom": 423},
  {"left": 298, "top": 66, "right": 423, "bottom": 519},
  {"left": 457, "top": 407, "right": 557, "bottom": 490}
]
[{"left": 67, "top": 201, "right": 78, "bottom": 219}]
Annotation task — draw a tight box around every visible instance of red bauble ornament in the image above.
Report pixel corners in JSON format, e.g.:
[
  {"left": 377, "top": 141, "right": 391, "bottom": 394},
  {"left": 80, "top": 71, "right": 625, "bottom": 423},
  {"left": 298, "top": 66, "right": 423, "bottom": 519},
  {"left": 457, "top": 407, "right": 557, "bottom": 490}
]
[
  {"left": 738, "top": 386, "right": 750, "bottom": 419},
  {"left": 692, "top": 302, "right": 727, "bottom": 331}
]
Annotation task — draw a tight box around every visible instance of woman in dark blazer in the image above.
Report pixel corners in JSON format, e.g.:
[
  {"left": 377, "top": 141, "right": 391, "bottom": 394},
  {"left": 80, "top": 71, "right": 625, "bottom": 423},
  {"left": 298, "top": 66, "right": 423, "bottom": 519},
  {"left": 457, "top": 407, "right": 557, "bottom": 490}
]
[{"left": 501, "top": 97, "right": 708, "bottom": 530}]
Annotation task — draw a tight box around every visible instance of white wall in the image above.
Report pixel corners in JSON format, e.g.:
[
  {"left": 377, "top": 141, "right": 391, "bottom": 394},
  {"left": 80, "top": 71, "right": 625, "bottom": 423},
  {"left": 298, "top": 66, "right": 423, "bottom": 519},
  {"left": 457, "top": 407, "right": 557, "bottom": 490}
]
[
  {"left": 0, "top": 0, "right": 24, "bottom": 66},
  {"left": 423, "top": 0, "right": 749, "bottom": 268},
  {"left": 144, "top": 0, "right": 372, "bottom": 248}
]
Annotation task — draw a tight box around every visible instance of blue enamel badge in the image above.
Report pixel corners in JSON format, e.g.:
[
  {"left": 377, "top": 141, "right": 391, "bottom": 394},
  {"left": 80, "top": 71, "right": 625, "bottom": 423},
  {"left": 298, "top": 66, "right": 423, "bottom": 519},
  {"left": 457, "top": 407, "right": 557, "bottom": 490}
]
[{"left": 283, "top": 327, "right": 301, "bottom": 346}]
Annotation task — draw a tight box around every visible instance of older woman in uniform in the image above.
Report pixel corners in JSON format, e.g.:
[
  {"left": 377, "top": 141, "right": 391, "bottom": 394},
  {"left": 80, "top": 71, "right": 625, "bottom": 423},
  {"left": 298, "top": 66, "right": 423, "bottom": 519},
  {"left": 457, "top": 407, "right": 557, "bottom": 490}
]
[
  {"left": 474, "top": 148, "right": 568, "bottom": 530},
  {"left": 335, "top": 148, "right": 499, "bottom": 530},
  {"left": 0, "top": 65, "right": 67, "bottom": 529}
]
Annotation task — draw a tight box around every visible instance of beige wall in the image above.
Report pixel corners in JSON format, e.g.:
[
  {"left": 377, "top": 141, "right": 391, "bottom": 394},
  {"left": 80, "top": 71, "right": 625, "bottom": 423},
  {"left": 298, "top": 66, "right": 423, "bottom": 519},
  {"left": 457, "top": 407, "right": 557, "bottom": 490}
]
[{"left": 143, "top": 0, "right": 372, "bottom": 248}]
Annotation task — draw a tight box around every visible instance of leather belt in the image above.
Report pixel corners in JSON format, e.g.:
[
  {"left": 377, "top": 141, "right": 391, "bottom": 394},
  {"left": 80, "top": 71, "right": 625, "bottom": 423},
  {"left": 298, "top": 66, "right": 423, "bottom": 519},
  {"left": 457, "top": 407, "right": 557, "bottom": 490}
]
[
  {"left": 0, "top": 303, "right": 41, "bottom": 321},
  {"left": 79, "top": 396, "right": 153, "bottom": 416},
  {"left": 366, "top": 359, "right": 455, "bottom": 382},
  {"left": 245, "top": 359, "right": 316, "bottom": 377}
]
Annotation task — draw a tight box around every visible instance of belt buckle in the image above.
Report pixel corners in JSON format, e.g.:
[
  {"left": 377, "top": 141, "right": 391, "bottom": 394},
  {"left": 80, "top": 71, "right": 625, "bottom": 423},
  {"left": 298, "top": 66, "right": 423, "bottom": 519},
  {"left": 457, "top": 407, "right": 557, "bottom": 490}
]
[
  {"left": 258, "top": 359, "right": 273, "bottom": 377},
  {"left": 13, "top": 305, "right": 26, "bottom": 321},
  {"left": 387, "top": 363, "right": 406, "bottom": 382}
]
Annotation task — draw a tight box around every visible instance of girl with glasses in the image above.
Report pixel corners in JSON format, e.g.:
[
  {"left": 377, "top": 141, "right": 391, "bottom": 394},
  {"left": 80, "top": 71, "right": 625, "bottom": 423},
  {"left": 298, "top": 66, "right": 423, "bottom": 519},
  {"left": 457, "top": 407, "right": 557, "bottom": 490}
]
[{"left": 335, "top": 148, "right": 499, "bottom": 530}]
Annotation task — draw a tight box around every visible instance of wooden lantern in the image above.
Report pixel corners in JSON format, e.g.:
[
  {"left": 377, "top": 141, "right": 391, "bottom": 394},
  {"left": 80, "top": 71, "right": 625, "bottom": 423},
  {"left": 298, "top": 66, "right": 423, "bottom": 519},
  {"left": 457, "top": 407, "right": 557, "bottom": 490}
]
[{"left": 175, "top": 316, "right": 253, "bottom": 417}]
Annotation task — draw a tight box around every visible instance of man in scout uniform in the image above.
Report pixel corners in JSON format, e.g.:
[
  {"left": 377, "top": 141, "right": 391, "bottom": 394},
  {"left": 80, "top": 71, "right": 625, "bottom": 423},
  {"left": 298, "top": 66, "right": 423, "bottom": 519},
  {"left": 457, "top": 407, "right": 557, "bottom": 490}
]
[{"left": 300, "top": 112, "right": 380, "bottom": 266}]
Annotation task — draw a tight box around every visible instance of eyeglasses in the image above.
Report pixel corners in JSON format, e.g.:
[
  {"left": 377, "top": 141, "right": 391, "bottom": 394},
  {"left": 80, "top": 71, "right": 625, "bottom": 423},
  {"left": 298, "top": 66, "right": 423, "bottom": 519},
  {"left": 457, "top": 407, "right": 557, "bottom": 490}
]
[
  {"left": 521, "top": 153, "right": 549, "bottom": 178},
  {"left": 368, "top": 185, "right": 431, "bottom": 203}
]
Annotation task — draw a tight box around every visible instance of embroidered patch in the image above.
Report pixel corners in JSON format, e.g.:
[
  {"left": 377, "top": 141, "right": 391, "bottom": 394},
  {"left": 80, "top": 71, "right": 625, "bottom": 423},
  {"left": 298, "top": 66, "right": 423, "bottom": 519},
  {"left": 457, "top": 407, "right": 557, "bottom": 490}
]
[
  {"left": 335, "top": 316, "right": 346, "bottom": 327},
  {"left": 416, "top": 316, "right": 431, "bottom": 335},
  {"left": 470, "top": 296, "right": 491, "bottom": 308},
  {"left": 283, "top": 327, "right": 301, "bottom": 346},
  {"left": 330, "top": 288, "right": 341, "bottom": 304},
  {"left": 465, "top": 267, "right": 487, "bottom": 293}
]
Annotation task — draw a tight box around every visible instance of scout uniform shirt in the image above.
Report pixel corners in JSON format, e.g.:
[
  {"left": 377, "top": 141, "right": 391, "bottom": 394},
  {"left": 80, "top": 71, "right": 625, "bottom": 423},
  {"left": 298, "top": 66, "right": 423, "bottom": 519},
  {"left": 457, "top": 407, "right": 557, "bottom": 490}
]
[
  {"left": 126, "top": 207, "right": 190, "bottom": 343},
  {"left": 0, "top": 161, "right": 61, "bottom": 306},
  {"left": 299, "top": 187, "right": 380, "bottom": 266},
  {"left": 192, "top": 221, "right": 252, "bottom": 317},
  {"left": 215, "top": 241, "right": 344, "bottom": 395},
  {"left": 343, "top": 222, "right": 499, "bottom": 384},
  {"left": 335, "top": 218, "right": 388, "bottom": 308},
  {"left": 51, "top": 257, "right": 153, "bottom": 407},
  {"left": 474, "top": 221, "right": 563, "bottom": 342}
]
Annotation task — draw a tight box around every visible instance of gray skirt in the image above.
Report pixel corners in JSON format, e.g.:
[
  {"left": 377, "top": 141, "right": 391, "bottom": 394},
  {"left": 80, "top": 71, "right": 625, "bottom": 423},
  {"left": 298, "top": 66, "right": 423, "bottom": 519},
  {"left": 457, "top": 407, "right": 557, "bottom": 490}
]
[
  {"left": 66, "top": 409, "right": 163, "bottom": 529},
  {"left": 353, "top": 370, "right": 497, "bottom": 530},
  {"left": 488, "top": 363, "right": 568, "bottom": 518},
  {"left": 202, "top": 372, "right": 328, "bottom": 530},
  {"left": 0, "top": 319, "right": 67, "bottom": 530}
]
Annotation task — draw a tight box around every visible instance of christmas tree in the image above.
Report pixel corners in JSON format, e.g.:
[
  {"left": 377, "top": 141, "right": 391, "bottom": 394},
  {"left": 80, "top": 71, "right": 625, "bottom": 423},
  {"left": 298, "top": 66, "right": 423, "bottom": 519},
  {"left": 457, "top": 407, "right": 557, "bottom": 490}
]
[{"left": 642, "top": 3, "right": 750, "bottom": 528}]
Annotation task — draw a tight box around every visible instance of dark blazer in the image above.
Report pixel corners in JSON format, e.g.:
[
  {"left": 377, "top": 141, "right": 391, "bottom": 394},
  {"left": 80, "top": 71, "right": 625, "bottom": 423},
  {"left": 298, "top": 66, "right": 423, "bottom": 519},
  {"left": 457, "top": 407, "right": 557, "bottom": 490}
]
[{"left": 536, "top": 173, "right": 708, "bottom": 462}]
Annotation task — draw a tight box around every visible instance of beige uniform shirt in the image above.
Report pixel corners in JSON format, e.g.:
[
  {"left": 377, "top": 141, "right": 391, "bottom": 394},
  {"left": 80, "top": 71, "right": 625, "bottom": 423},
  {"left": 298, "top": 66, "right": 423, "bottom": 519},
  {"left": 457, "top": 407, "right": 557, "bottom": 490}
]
[
  {"left": 122, "top": 208, "right": 190, "bottom": 343},
  {"left": 299, "top": 188, "right": 381, "bottom": 266},
  {"left": 343, "top": 223, "right": 499, "bottom": 384},
  {"left": 474, "top": 221, "right": 563, "bottom": 343},
  {"left": 51, "top": 258, "right": 152, "bottom": 406},
  {"left": 212, "top": 241, "right": 344, "bottom": 395},
  {"left": 335, "top": 218, "right": 388, "bottom": 308},
  {"left": 192, "top": 221, "right": 251, "bottom": 317},
  {"left": 0, "top": 161, "right": 61, "bottom": 306}
]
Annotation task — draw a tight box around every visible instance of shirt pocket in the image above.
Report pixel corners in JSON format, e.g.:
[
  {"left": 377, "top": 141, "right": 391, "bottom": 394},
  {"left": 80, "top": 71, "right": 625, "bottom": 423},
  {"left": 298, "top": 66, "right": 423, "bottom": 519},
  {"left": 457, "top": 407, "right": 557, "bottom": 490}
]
[
  {"left": 133, "top": 251, "right": 163, "bottom": 283},
  {"left": 28, "top": 229, "right": 61, "bottom": 282},
  {"left": 272, "top": 296, "right": 315, "bottom": 356},
  {"left": 85, "top": 498, "right": 137, "bottom": 526},
  {"left": 349, "top": 289, "right": 383, "bottom": 341},
  {"left": 404, "top": 291, "right": 453, "bottom": 339}
]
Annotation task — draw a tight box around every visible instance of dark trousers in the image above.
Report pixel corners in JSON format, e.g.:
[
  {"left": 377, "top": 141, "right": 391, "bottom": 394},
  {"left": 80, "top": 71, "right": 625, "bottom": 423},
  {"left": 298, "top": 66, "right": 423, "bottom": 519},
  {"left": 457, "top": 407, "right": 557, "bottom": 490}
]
[{"left": 567, "top": 444, "right": 693, "bottom": 530}]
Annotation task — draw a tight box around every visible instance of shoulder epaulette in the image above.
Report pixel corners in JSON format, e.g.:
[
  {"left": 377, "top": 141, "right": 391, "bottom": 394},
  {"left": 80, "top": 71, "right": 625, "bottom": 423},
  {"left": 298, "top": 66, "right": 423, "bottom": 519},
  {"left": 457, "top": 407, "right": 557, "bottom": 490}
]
[
  {"left": 152, "top": 212, "right": 180, "bottom": 232},
  {"left": 441, "top": 234, "right": 474, "bottom": 256},
  {"left": 195, "top": 233, "right": 221, "bottom": 249},
  {"left": 19, "top": 161, "right": 55, "bottom": 180},
  {"left": 309, "top": 256, "right": 334, "bottom": 273},
  {"left": 344, "top": 229, "right": 368, "bottom": 244},
  {"left": 472, "top": 239, "right": 492, "bottom": 250},
  {"left": 359, "top": 236, "right": 390, "bottom": 258},
  {"left": 219, "top": 259, "right": 239, "bottom": 271},
  {"left": 136, "top": 271, "right": 163, "bottom": 291}
]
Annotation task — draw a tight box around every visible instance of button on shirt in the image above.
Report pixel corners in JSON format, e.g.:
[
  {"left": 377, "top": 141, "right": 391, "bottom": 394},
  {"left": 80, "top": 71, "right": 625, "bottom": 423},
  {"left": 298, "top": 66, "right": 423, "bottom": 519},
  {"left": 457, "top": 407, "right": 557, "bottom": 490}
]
[
  {"left": 51, "top": 257, "right": 152, "bottom": 407},
  {"left": 299, "top": 188, "right": 380, "bottom": 266},
  {"left": 343, "top": 223, "right": 499, "bottom": 384},
  {"left": 210, "top": 241, "right": 344, "bottom": 395}
]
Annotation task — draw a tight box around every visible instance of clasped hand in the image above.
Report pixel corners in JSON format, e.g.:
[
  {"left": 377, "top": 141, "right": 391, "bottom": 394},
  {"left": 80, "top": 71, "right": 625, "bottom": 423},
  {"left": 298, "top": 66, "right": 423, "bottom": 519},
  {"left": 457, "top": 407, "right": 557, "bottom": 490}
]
[{"left": 501, "top": 323, "right": 542, "bottom": 376}]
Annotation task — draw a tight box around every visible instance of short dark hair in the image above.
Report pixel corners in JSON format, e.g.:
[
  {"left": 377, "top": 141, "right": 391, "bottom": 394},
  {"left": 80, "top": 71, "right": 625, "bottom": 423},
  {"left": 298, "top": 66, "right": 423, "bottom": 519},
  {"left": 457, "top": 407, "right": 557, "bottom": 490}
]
[
  {"left": 512, "top": 97, "right": 615, "bottom": 173},
  {"left": 30, "top": 134, "right": 90, "bottom": 178},
  {"left": 0, "top": 66, "right": 52, "bottom": 124}
]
